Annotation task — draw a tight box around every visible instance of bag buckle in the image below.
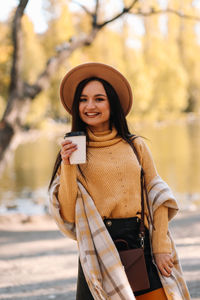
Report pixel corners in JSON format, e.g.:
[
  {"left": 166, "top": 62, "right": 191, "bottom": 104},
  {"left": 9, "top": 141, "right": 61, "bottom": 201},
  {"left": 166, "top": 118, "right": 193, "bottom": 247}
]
[{"left": 139, "top": 233, "right": 145, "bottom": 249}]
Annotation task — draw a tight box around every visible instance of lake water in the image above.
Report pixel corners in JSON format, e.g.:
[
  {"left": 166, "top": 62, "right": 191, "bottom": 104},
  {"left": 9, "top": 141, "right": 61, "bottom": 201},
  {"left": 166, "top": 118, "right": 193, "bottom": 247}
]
[{"left": 0, "top": 118, "right": 200, "bottom": 215}]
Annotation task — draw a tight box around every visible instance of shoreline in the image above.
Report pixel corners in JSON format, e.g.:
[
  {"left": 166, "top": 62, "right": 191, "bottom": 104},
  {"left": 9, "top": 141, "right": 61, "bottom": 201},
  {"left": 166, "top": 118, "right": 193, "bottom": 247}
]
[
  {"left": 0, "top": 210, "right": 200, "bottom": 299},
  {"left": 1, "top": 188, "right": 200, "bottom": 217}
]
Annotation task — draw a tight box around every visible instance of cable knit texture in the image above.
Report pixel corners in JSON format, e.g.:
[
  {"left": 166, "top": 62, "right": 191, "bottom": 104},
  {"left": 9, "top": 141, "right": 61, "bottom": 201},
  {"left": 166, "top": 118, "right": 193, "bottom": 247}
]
[{"left": 58, "top": 127, "right": 171, "bottom": 253}]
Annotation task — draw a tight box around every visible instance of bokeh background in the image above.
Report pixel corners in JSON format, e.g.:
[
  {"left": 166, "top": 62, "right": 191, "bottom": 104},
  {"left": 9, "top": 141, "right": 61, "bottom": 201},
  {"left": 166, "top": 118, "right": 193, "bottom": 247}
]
[
  {"left": 0, "top": 0, "right": 200, "bottom": 216},
  {"left": 0, "top": 1, "right": 200, "bottom": 299}
]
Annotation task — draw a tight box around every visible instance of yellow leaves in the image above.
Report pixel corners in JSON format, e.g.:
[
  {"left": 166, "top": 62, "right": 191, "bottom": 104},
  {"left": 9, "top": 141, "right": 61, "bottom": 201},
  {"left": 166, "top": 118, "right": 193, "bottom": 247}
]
[
  {"left": 42, "top": 1, "right": 75, "bottom": 56},
  {"left": 0, "top": 43, "right": 12, "bottom": 90},
  {"left": 25, "top": 91, "right": 49, "bottom": 127},
  {"left": 0, "top": 96, "right": 6, "bottom": 119},
  {"left": 153, "top": 68, "right": 188, "bottom": 113},
  {"left": 1, "top": 0, "right": 200, "bottom": 123},
  {"left": 0, "top": 45, "right": 12, "bottom": 64},
  {"left": 21, "top": 15, "right": 46, "bottom": 83},
  {"left": 0, "top": 22, "right": 12, "bottom": 98}
]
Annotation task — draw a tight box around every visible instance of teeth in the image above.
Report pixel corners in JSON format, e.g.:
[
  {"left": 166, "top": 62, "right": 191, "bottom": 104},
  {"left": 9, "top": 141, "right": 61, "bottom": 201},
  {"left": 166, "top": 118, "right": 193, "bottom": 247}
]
[{"left": 86, "top": 113, "right": 99, "bottom": 116}]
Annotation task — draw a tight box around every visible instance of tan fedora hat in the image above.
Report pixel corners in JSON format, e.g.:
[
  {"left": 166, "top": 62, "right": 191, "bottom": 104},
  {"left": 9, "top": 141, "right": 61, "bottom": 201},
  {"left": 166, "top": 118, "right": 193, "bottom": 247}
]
[{"left": 60, "top": 62, "right": 133, "bottom": 116}]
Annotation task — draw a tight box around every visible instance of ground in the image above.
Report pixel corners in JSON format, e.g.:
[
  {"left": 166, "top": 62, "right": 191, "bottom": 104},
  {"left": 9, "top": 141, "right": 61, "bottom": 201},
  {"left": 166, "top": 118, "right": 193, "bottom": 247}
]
[{"left": 0, "top": 210, "right": 199, "bottom": 300}]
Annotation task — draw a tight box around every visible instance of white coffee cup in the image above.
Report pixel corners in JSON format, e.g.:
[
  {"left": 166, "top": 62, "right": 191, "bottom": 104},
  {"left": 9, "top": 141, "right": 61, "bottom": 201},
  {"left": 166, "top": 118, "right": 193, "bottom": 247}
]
[{"left": 64, "top": 131, "right": 86, "bottom": 164}]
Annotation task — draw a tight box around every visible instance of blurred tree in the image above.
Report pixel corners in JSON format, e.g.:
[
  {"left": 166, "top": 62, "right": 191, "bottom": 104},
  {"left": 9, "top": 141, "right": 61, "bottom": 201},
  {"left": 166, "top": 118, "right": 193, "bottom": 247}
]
[
  {"left": 0, "top": 21, "right": 12, "bottom": 103},
  {"left": 0, "top": 0, "right": 138, "bottom": 173},
  {"left": 0, "top": 0, "right": 199, "bottom": 175},
  {"left": 22, "top": 16, "right": 46, "bottom": 83},
  {"left": 172, "top": 0, "right": 200, "bottom": 113},
  {"left": 20, "top": 15, "right": 49, "bottom": 126},
  {"left": 139, "top": 0, "right": 188, "bottom": 116},
  {"left": 42, "top": 0, "right": 75, "bottom": 57}
]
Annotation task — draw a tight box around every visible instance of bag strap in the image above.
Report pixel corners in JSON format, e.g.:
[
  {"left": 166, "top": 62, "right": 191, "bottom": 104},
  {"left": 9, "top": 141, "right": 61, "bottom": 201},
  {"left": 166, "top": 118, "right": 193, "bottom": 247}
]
[
  {"left": 139, "top": 168, "right": 145, "bottom": 248},
  {"left": 129, "top": 136, "right": 154, "bottom": 248}
]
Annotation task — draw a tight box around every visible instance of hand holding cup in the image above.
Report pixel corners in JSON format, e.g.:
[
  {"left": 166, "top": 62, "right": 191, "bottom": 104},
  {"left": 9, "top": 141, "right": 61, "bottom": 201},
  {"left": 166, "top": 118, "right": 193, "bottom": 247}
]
[
  {"left": 61, "top": 132, "right": 86, "bottom": 165},
  {"left": 61, "top": 140, "right": 78, "bottom": 165}
]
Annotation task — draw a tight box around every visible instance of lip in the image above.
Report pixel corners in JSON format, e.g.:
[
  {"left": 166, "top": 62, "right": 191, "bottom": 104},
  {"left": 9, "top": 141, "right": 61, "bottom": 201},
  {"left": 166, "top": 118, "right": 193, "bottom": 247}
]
[{"left": 84, "top": 112, "right": 100, "bottom": 117}]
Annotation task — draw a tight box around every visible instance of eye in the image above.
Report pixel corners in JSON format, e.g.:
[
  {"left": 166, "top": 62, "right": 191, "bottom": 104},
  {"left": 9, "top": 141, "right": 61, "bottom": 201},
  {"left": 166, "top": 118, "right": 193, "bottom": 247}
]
[
  {"left": 79, "top": 98, "right": 87, "bottom": 102},
  {"left": 96, "top": 97, "right": 104, "bottom": 102}
]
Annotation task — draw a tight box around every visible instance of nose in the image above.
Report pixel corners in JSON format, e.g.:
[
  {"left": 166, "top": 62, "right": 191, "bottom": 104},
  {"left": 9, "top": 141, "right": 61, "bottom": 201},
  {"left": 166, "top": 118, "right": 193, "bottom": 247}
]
[{"left": 86, "top": 99, "right": 96, "bottom": 109}]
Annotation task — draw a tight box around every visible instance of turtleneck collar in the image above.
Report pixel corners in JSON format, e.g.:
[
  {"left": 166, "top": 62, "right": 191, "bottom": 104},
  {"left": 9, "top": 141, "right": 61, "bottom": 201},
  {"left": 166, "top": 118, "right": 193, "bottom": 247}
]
[{"left": 87, "top": 126, "right": 122, "bottom": 147}]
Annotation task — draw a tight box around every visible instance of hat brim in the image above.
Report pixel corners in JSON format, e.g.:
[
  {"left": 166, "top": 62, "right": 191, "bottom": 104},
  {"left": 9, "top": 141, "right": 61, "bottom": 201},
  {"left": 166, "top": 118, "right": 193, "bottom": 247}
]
[{"left": 60, "top": 62, "right": 133, "bottom": 116}]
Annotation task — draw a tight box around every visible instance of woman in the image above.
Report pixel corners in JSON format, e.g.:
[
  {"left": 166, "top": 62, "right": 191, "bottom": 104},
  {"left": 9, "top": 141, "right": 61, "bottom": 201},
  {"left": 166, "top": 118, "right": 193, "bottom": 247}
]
[{"left": 49, "top": 62, "right": 190, "bottom": 300}]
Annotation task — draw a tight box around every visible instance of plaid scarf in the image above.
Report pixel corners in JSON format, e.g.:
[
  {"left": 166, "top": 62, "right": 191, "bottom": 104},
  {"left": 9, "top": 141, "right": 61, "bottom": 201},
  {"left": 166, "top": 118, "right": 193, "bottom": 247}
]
[
  {"left": 49, "top": 174, "right": 191, "bottom": 300},
  {"left": 76, "top": 181, "right": 134, "bottom": 299},
  {"left": 147, "top": 175, "right": 191, "bottom": 300}
]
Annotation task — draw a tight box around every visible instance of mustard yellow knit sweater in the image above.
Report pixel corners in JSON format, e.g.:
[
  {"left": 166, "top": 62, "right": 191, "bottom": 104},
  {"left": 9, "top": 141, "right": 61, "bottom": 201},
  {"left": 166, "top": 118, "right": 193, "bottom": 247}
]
[{"left": 58, "top": 127, "right": 171, "bottom": 254}]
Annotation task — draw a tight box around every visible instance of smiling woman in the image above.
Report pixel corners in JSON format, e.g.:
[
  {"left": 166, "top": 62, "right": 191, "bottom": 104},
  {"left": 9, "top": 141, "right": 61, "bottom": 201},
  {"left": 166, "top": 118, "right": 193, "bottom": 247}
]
[
  {"left": 79, "top": 80, "right": 110, "bottom": 132},
  {"left": 49, "top": 62, "right": 190, "bottom": 300}
]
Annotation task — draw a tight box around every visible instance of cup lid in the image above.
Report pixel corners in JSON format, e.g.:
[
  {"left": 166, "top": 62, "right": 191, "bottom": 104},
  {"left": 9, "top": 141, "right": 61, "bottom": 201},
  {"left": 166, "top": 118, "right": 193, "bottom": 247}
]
[{"left": 64, "top": 131, "right": 85, "bottom": 138}]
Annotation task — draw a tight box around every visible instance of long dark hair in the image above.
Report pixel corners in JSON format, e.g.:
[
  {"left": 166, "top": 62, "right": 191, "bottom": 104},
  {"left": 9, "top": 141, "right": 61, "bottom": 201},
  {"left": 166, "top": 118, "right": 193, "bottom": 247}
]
[{"left": 49, "top": 77, "right": 137, "bottom": 189}]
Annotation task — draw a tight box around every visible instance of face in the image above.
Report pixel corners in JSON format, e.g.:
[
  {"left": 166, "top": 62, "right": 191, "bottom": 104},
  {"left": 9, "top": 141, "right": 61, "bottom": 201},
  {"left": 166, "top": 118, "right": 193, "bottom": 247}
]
[{"left": 79, "top": 80, "right": 110, "bottom": 132}]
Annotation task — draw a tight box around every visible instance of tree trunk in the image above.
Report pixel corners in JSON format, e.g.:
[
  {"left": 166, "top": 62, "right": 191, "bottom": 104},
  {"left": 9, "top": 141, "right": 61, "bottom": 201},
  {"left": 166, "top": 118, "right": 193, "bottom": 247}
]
[
  {"left": 1, "top": 0, "right": 196, "bottom": 175},
  {"left": 0, "top": 28, "right": 99, "bottom": 175},
  {"left": 0, "top": 0, "right": 140, "bottom": 175}
]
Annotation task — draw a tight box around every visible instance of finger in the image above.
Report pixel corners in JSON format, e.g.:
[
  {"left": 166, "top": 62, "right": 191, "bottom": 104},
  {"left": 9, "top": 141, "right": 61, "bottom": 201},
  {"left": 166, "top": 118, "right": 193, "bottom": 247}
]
[
  {"left": 164, "top": 256, "right": 174, "bottom": 267},
  {"left": 62, "top": 143, "right": 77, "bottom": 152},
  {"left": 164, "top": 264, "right": 172, "bottom": 275},
  {"left": 168, "top": 262, "right": 174, "bottom": 268},
  {"left": 61, "top": 139, "right": 72, "bottom": 146},
  {"left": 63, "top": 143, "right": 77, "bottom": 150},
  {"left": 159, "top": 266, "right": 171, "bottom": 277},
  {"left": 61, "top": 147, "right": 77, "bottom": 159},
  {"left": 170, "top": 257, "right": 174, "bottom": 264}
]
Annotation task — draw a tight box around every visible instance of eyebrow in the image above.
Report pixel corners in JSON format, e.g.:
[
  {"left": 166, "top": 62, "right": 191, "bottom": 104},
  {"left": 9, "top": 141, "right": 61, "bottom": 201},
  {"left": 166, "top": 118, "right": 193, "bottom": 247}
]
[{"left": 80, "top": 93, "right": 107, "bottom": 97}]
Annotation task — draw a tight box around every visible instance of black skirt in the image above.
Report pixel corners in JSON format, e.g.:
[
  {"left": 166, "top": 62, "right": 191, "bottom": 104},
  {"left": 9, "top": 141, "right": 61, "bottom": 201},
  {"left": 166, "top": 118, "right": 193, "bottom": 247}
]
[{"left": 76, "top": 217, "right": 162, "bottom": 299}]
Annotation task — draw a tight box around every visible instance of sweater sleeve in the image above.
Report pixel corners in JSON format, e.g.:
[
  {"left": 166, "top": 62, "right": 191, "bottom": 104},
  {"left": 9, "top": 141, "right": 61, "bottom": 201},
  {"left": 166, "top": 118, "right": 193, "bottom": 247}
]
[
  {"left": 134, "top": 138, "right": 171, "bottom": 253},
  {"left": 135, "top": 138, "right": 158, "bottom": 186},
  {"left": 57, "top": 162, "right": 78, "bottom": 223},
  {"left": 152, "top": 205, "right": 172, "bottom": 253}
]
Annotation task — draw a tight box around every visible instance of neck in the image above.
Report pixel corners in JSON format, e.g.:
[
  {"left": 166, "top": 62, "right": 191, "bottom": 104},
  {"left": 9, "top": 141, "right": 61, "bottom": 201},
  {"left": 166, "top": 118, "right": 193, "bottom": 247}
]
[
  {"left": 87, "top": 126, "right": 122, "bottom": 147},
  {"left": 88, "top": 124, "right": 111, "bottom": 133}
]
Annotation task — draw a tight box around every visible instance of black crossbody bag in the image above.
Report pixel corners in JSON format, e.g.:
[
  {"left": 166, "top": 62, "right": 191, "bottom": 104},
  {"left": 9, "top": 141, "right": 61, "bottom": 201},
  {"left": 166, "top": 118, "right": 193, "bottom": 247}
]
[
  {"left": 114, "top": 168, "right": 150, "bottom": 292},
  {"left": 110, "top": 137, "right": 161, "bottom": 294}
]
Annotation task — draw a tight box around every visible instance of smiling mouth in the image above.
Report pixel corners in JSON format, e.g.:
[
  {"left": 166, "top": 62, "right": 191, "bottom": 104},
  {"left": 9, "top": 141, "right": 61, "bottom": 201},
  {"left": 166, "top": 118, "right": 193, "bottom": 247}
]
[{"left": 85, "top": 112, "right": 100, "bottom": 117}]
